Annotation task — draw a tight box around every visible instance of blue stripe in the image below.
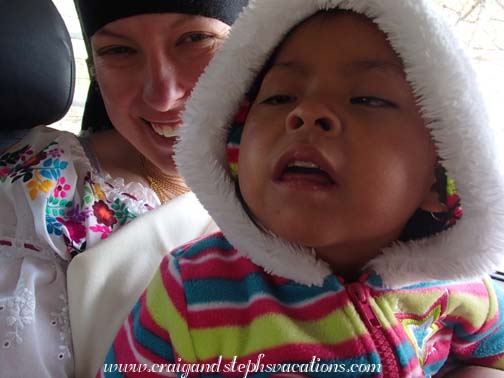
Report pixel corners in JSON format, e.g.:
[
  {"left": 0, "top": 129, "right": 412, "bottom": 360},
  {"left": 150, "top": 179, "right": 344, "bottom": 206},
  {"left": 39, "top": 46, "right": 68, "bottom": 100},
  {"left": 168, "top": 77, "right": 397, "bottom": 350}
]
[
  {"left": 473, "top": 282, "right": 504, "bottom": 357},
  {"left": 184, "top": 272, "right": 338, "bottom": 306},
  {"left": 395, "top": 341, "right": 416, "bottom": 367},
  {"left": 400, "top": 280, "right": 457, "bottom": 290},
  {"left": 174, "top": 233, "right": 234, "bottom": 259},
  {"left": 423, "top": 358, "right": 446, "bottom": 377},
  {"left": 102, "top": 347, "right": 125, "bottom": 378},
  {"left": 131, "top": 300, "right": 175, "bottom": 362}
]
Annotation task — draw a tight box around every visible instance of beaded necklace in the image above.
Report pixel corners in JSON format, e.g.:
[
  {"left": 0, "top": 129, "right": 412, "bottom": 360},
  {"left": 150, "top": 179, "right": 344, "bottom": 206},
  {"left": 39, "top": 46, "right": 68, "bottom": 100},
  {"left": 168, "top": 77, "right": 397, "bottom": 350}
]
[{"left": 141, "top": 156, "right": 189, "bottom": 204}]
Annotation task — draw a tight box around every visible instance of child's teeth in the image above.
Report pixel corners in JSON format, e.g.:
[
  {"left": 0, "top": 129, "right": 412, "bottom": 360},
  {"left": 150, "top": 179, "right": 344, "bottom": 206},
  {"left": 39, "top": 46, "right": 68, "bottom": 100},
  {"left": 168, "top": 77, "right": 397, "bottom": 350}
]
[{"left": 288, "top": 160, "right": 319, "bottom": 168}]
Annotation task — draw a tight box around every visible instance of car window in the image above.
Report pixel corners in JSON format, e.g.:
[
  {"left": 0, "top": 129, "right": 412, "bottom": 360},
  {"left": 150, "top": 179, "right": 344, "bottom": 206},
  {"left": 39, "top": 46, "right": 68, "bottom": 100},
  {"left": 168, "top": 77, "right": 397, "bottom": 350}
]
[{"left": 50, "top": 0, "right": 89, "bottom": 135}]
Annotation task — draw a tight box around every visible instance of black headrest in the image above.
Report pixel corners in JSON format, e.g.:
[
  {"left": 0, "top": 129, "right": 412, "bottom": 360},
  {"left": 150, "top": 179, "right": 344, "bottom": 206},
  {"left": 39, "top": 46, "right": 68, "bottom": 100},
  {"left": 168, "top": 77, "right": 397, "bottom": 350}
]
[{"left": 0, "top": 0, "right": 75, "bottom": 129}]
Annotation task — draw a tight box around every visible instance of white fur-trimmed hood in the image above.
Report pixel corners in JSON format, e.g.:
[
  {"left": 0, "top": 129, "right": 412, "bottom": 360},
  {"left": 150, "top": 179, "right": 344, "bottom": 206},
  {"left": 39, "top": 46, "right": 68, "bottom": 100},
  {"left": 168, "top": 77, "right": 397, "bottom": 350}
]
[{"left": 176, "top": 0, "right": 504, "bottom": 288}]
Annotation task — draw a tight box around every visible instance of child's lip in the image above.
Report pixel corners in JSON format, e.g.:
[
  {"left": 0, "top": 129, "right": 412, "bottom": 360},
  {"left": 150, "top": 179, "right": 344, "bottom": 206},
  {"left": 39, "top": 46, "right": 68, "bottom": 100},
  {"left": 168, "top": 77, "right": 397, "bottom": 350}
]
[{"left": 273, "top": 145, "right": 338, "bottom": 185}]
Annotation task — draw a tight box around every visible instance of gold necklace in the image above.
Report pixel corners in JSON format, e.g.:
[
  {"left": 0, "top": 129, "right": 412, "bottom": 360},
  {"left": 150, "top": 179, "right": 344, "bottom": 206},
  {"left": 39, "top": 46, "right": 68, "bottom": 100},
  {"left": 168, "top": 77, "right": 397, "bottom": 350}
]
[{"left": 140, "top": 156, "right": 190, "bottom": 204}]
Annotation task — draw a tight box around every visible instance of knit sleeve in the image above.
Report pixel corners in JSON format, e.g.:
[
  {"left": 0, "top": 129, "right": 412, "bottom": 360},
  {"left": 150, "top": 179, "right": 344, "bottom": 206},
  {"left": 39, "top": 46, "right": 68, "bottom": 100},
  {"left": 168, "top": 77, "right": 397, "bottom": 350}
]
[
  {"left": 449, "top": 278, "right": 504, "bottom": 370},
  {"left": 98, "top": 251, "right": 196, "bottom": 377}
]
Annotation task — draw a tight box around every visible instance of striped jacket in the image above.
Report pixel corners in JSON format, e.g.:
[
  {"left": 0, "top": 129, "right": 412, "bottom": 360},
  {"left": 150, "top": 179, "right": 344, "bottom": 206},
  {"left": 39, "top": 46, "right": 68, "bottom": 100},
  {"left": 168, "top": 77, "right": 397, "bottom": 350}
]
[{"left": 100, "top": 233, "right": 504, "bottom": 377}]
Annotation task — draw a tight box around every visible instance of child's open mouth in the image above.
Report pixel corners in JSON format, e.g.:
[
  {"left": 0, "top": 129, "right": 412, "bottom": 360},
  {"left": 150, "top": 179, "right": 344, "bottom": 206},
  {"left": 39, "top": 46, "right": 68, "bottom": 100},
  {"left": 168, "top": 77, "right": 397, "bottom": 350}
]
[
  {"left": 273, "top": 146, "right": 337, "bottom": 189},
  {"left": 281, "top": 161, "right": 334, "bottom": 186}
]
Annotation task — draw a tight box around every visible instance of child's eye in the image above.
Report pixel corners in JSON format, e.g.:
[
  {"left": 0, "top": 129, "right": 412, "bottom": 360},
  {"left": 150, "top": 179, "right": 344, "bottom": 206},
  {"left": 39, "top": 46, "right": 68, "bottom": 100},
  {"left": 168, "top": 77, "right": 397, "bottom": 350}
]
[
  {"left": 350, "top": 96, "right": 397, "bottom": 108},
  {"left": 261, "top": 95, "right": 296, "bottom": 105},
  {"left": 97, "top": 45, "right": 136, "bottom": 56}
]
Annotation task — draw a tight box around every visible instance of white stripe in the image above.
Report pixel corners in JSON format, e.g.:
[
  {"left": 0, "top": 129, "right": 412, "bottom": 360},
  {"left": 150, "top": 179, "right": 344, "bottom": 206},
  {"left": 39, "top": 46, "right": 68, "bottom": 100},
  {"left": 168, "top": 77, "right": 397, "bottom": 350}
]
[
  {"left": 123, "top": 317, "right": 177, "bottom": 377},
  {"left": 179, "top": 251, "right": 241, "bottom": 266},
  {"left": 188, "top": 290, "right": 338, "bottom": 311}
]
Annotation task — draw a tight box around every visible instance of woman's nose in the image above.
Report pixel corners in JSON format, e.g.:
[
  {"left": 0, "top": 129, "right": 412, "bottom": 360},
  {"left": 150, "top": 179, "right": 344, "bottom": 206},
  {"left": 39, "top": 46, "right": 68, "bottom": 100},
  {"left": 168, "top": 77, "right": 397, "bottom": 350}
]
[
  {"left": 285, "top": 100, "right": 343, "bottom": 135},
  {"left": 142, "top": 57, "right": 187, "bottom": 112}
]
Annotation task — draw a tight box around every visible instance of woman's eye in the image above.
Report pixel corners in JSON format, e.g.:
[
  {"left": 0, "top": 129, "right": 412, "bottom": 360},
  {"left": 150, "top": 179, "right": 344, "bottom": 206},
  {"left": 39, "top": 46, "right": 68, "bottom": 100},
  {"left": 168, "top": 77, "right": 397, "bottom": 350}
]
[
  {"left": 97, "top": 45, "right": 136, "bottom": 56},
  {"left": 350, "top": 96, "right": 397, "bottom": 108},
  {"left": 178, "top": 32, "right": 217, "bottom": 45},
  {"left": 261, "top": 95, "right": 296, "bottom": 105}
]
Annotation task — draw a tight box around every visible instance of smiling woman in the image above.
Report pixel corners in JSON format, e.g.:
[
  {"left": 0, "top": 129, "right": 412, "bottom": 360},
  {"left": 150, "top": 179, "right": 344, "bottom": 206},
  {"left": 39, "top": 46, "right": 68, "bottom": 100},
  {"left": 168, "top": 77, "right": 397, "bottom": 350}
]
[
  {"left": 0, "top": 1, "right": 248, "bottom": 377},
  {"left": 89, "top": 13, "right": 230, "bottom": 179}
]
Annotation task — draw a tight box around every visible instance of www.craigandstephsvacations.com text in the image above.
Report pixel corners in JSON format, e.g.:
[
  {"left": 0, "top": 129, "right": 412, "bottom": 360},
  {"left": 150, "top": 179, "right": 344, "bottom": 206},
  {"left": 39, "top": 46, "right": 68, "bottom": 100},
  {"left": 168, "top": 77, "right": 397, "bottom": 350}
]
[{"left": 102, "top": 354, "right": 382, "bottom": 377}]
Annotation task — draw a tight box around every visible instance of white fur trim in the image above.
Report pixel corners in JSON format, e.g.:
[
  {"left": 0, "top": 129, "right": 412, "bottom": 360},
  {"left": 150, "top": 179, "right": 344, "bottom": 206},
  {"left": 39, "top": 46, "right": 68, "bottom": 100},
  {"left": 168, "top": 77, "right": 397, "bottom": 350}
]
[{"left": 176, "top": 0, "right": 504, "bottom": 287}]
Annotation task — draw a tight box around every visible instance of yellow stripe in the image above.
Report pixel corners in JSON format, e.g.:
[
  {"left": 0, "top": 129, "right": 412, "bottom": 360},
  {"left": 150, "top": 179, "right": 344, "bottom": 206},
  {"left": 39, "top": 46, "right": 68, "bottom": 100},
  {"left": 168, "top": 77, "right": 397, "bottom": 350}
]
[
  {"left": 372, "top": 296, "right": 398, "bottom": 329},
  {"left": 448, "top": 292, "right": 489, "bottom": 327},
  {"left": 381, "top": 289, "right": 447, "bottom": 316},
  {"left": 191, "top": 305, "right": 368, "bottom": 360},
  {"left": 483, "top": 277, "right": 499, "bottom": 320},
  {"left": 492, "top": 356, "right": 504, "bottom": 369},
  {"left": 146, "top": 267, "right": 197, "bottom": 362}
]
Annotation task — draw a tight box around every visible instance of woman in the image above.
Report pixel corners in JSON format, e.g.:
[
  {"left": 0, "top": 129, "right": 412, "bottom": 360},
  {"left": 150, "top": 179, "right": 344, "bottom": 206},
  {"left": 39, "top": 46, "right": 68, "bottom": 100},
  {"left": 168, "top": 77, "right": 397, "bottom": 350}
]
[{"left": 0, "top": 1, "right": 247, "bottom": 377}]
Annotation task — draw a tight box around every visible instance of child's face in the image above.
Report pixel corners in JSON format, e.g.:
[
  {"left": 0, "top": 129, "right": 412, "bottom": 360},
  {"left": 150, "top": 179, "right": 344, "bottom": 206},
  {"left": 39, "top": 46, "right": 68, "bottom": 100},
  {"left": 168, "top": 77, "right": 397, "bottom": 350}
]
[{"left": 237, "top": 12, "right": 439, "bottom": 272}]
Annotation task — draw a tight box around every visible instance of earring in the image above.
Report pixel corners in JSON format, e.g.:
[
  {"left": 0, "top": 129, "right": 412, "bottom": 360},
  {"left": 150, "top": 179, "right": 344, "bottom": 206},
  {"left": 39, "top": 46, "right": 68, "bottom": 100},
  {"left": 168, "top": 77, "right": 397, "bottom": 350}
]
[{"left": 430, "top": 211, "right": 444, "bottom": 223}]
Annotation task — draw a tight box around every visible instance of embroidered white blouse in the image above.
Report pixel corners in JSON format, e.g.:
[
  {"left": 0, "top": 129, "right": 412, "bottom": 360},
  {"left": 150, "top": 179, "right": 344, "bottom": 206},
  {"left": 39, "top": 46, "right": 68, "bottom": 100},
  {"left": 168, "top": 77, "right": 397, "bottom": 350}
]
[{"left": 0, "top": 126, "right": 159, "bottom": 377}]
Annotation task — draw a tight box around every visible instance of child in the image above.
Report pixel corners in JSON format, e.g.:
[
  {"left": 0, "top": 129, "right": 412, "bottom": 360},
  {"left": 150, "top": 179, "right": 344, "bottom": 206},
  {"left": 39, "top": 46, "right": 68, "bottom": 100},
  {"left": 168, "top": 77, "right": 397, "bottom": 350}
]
[{"left": 99, "top": 0, "right": 504, "bottom": 377}]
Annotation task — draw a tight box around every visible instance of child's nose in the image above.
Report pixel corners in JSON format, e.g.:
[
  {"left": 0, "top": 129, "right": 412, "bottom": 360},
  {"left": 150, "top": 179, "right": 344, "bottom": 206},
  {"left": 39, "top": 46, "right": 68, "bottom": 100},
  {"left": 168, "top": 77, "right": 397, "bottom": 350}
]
[{"left": 285, "top": 101, "right": 342, "bottom": 135}]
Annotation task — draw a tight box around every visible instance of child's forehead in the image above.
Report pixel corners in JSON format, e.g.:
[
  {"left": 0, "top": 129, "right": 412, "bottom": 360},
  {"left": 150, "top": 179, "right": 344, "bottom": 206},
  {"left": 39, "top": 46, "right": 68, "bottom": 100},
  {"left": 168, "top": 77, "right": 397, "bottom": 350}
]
[
  {"left": 265, "top": 59, "right": 405, "bottom": 82},
  {"left": 271, "top": 11, "right": 403, "bottom": 69}
]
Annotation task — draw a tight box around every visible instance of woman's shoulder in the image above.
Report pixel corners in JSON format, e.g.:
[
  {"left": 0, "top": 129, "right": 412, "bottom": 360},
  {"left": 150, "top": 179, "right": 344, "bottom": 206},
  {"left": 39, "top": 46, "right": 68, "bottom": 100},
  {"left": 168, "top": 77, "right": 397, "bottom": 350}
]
[
  {"left": 0, "top": 126, "right": 157, "bottom": 260},
  {"left": 1, "top": 126, "right": 90, "bottom": 176}
]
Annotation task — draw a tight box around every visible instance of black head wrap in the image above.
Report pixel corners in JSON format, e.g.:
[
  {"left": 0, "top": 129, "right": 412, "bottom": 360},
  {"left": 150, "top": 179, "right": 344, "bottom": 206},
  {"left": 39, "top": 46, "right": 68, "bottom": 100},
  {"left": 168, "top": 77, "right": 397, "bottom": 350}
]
[
  {"left": 76, "top": 0, "right": 249, "bottom": 38},
  {"left": 75, "top": 0, "right": 249, "bottom": 132}
]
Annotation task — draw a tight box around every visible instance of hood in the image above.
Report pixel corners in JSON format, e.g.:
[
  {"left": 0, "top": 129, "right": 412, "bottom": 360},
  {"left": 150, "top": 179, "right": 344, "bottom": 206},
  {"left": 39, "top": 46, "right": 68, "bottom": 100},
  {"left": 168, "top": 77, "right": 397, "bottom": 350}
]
[{"left": 176, "top": 0, "right": 504, "bottom": 288}]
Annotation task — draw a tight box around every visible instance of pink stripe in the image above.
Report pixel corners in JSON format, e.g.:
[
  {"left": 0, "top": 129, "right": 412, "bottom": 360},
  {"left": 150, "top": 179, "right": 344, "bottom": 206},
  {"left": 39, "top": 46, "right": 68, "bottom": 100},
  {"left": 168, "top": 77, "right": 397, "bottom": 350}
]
[
  {"left": 423, "top": 331, "right": 452, "bottom": 368},
  {"left": 196, "top": 334, "right": 377, "bottom": 365},
  {"left": 113, "top": 315, "right": 177, "bottom": 376},
  {"left": 139, "top": 293, "right": 171, "bottom": 342},
  {"left": 159, "top": 258, "right": 187, "bottom": 316},
  {"left": 445, "top": 311, "right": 498, "bottom": 335},
  {"left": 188, "top": 292, "right": 351, "bottom": 327},
  {"left": 181, "top": 255, "right": 265, "bottom": 281}
]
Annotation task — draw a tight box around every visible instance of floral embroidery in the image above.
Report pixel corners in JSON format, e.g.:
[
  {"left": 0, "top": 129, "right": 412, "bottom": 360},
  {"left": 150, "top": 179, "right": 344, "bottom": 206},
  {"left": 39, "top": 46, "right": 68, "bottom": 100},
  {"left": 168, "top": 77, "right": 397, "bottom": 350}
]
[
  {"left": 0, "top": 144, "right": 33, "bottom": 171},
  {"left": 82, "top": 183, "right": 94, "bottom": 205},
  {"left": 53, "top": 177, "right": 71, "bottom": 198},
  {"left": 46, "top": 196, "right": 73, "bottom": 236},
  {"left": 50, "top": 294, "right": 72, "bottom": 361},
  {"left": 2, "top": 286, "right": 35, "bottom": 349},
  {"left": 93, "top": 183, "right": 106, "bottom": 201},
  {"left": 3, "top": 139, "right": 156, "bottom": 259},
  {"left": 93, "top": 200, "right": 117, "bottom": 227},
  {"left": 47, "top": 147, "right": 63, "bottom": 159},
  {"left": 57, "top": 218, "right": 87, "bottom": 244},
  {"left": 89, "top": 224, "right": 112, "bottom": 240},
  {"left": 111, "top": 198, "right": 137, "bottom": 225},
  {"left": 7, "top": 146, "right": 49, "bottom": 184},
  {"left": 27, "top": 170, "right": 54, "bottom": 200},
  {"left": 65, "top": 204, "right": 91, "bottom": 223},
  {"left": 46, "top": 214, "right": 63, "bottom": 236},
  {"left": 0, "top": 167, "right": 10, "bottom": 183}
]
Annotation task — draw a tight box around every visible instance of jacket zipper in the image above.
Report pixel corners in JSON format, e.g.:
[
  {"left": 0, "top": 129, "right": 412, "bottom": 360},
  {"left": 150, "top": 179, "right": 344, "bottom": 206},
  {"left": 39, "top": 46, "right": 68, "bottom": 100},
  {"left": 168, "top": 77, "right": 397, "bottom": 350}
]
[{"left": 347, "top": 283, "right": 400, "bottom": 378}]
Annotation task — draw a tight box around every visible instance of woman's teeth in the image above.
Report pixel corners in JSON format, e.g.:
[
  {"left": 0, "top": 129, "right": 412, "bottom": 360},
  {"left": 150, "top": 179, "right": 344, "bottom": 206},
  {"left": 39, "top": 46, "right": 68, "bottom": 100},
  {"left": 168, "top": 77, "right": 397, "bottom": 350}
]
[{"left": 151, "top": 123, "right": 179, "bottom": 138}]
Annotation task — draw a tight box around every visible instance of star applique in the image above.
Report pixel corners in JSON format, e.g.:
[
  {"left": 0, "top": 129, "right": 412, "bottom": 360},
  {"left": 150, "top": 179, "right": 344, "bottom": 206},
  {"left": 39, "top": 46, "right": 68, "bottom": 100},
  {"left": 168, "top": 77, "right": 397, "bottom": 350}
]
[{"left": 399, "top": 292, "right": 448, "bottom": 365}]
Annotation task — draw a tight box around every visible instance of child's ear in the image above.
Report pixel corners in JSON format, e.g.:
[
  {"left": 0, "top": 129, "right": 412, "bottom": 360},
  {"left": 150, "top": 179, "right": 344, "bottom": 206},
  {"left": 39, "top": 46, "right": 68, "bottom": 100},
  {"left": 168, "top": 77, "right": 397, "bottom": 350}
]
[
  {"left": 419, "top": 172, "right": 447, "bottom": 213},
  {"left": 419, "top": 190, "right": 447, "bottom": 213}
]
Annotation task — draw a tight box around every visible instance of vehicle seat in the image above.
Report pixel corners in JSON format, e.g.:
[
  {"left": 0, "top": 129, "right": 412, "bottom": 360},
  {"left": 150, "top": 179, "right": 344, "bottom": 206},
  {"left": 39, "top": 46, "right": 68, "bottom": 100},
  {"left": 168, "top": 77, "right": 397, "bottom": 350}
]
[
  {"left": 0, "top": 0, "right": 75, "bottom": 151},
  {"left": 74, "top": 0, "right": 114, "bottom": 132}
]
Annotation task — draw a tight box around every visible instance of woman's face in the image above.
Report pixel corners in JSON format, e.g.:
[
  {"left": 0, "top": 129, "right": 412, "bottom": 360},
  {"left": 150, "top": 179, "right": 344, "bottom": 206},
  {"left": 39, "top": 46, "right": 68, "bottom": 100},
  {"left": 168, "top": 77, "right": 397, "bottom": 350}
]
[{"left": 91, "top": 13, "right": 230, "bottom": 174}]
